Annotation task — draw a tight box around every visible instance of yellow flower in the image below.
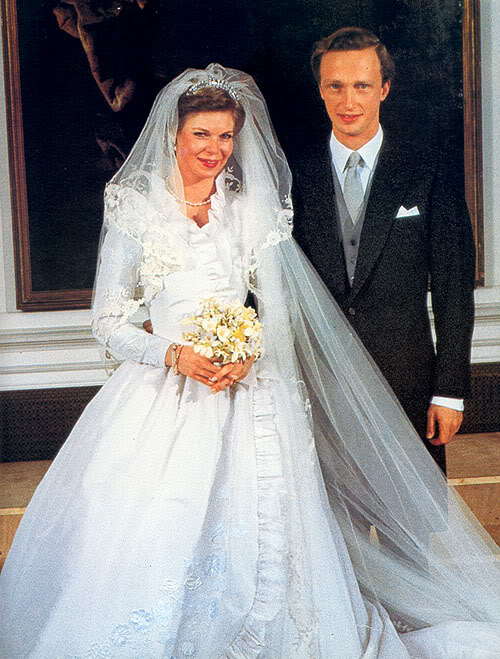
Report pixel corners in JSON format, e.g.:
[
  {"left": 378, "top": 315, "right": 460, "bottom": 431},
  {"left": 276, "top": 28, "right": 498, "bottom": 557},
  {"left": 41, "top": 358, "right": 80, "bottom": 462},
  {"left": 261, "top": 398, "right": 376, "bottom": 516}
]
[{"left": 234, "top": 327, "right": 246, "bottom": 342}]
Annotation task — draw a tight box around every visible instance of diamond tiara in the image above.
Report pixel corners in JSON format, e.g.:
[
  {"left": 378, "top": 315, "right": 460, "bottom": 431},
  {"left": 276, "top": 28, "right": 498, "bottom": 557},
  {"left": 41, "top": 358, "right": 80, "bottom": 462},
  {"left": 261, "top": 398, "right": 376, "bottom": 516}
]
[{"left": 186, "top": 78, "right": 240, "bottom": 102}]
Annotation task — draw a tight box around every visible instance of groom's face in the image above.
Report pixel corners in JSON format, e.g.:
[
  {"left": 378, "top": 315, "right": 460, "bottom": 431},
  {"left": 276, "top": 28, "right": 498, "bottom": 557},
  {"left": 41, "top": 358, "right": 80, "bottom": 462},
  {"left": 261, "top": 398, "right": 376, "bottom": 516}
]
[{"left": 319, "top": 47, "right": 390, "bottom": 150}]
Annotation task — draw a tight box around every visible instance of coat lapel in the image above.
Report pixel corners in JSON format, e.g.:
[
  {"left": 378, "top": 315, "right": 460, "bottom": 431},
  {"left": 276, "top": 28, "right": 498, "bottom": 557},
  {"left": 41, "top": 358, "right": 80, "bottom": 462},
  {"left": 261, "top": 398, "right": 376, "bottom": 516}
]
[
  {"left": 350, "top": 137, "right": 414, "bottom": 299},
  {"left": 302, "top": 140, "right": 348, "bottom": 297}
]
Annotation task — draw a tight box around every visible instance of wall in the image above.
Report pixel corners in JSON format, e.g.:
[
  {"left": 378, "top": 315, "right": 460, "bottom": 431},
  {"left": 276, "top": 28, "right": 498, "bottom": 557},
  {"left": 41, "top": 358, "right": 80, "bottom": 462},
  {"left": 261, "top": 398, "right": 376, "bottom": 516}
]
[
  {"left": 0, "top": 17, "right": 106, "bottom": 390},
  {"left": 476, "top": 0, "right": 500, "bottom": 364},
  {"left": 0, "top": 1, "right": 499, "bottom": 392}
]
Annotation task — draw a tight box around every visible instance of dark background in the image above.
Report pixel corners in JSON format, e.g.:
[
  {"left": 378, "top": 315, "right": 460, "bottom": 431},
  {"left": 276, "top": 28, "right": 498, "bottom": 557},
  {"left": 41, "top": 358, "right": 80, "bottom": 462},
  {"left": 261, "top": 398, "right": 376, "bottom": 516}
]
[{"left": 18, "top": 0, "right": 464, "bottom": 293}]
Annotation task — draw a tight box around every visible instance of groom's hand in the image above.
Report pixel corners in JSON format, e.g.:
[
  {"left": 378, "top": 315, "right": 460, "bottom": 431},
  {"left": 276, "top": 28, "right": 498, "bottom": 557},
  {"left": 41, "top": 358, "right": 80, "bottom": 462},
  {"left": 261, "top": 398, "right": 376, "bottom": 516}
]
[{"left": 426, "top": 404, "right": 463, "bottom": 445}]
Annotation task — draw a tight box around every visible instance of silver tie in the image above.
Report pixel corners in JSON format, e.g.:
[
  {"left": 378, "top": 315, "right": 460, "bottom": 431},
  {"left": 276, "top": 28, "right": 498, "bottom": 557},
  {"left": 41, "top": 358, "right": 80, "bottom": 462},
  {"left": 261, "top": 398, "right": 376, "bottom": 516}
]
[{"left": 343, "top": 151, "right": 364, "bottom": 223}]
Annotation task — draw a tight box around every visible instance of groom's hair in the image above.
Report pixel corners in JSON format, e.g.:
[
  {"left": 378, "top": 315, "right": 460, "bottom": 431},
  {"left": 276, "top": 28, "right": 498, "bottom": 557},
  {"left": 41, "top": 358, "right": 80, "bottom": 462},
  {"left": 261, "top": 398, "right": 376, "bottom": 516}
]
[{"left": 311, "top": 27, "right": 395, "bottom": 86}]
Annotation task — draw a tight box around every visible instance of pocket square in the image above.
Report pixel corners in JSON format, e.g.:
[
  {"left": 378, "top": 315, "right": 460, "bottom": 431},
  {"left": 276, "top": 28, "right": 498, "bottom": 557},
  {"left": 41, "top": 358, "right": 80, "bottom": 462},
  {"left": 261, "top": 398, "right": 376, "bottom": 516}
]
[{"left": 396, "top": 205, "right": 420, "bottom": 218}]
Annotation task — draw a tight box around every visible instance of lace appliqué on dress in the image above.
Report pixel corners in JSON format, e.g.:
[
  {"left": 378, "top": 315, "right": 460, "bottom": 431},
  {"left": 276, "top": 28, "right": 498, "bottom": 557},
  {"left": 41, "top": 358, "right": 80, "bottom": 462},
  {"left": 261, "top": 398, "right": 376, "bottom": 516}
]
[
  {"left": 105, "top": 183, "right": 184, "bottom": 302},
  {"left": 245, "top": 196, "right": 293, "bottom": 300},
  {"left": 287, "top": 546, "right": 320, "bottom": 654},
  {"left": 260, "top": 203, "right": 293, "bottom": 251},
  {"left": 70, "top": 532, "right": 228, "bottom": 659},
  {"left": 93, "top": 288, "right": 144, "bottom": 346},
  {"left": 224, "top": 166, "right": 242, "bottom": 193}
]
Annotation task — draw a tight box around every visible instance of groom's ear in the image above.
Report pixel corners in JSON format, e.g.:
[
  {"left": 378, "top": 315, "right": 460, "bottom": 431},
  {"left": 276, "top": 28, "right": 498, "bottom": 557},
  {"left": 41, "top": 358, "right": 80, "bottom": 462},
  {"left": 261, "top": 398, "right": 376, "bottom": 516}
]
[{"left": 380, "top": 80, "right": 391, "bottom": 102}]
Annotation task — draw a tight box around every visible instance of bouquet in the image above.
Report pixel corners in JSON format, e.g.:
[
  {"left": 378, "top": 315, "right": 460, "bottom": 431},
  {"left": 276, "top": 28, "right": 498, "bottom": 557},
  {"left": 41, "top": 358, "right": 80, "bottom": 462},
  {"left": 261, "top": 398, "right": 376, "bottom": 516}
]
[{"left": 182, "top": 298, "right": 262, "bottom": 364}]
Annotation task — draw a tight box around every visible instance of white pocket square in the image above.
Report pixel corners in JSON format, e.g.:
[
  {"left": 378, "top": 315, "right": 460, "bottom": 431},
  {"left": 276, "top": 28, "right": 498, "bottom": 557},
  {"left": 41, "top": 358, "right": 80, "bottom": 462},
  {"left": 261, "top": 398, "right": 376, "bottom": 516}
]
[{"left": 396, "top": 205, "right": 420, "bottom": 218}]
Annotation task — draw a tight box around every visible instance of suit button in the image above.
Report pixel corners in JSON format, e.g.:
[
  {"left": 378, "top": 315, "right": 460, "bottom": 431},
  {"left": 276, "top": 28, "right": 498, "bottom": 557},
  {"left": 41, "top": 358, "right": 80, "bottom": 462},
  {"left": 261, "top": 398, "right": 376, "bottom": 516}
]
[{"left": 348, "top": 307, "right": 356, "bottom": 316}]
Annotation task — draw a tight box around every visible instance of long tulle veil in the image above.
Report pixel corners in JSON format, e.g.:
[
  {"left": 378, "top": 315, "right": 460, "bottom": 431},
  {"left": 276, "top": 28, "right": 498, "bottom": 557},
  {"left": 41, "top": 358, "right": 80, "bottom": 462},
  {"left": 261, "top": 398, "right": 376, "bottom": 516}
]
[
  {"left": 97, "top": 63, "right": 500, "bottom": 635},
  {"left": 2, "top": 63, "right": 500, "bottom": 659}
]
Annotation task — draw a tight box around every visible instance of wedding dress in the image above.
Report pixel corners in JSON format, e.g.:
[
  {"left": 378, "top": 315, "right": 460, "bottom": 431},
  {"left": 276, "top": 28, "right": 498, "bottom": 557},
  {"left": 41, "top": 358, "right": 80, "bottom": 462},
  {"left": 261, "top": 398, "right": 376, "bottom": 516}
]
[{"left": 1, "top": 64, "right": 500, "bottom": 658}]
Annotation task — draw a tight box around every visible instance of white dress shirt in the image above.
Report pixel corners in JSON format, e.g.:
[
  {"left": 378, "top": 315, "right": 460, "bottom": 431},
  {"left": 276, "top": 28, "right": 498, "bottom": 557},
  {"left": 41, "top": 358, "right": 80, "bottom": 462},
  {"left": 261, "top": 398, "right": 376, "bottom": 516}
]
[
  {"left": 329, "top": 124, "right": 383, "bottom": 195},
  {"left": 327, "top": 125, "right": 464, "bottom": 413}
]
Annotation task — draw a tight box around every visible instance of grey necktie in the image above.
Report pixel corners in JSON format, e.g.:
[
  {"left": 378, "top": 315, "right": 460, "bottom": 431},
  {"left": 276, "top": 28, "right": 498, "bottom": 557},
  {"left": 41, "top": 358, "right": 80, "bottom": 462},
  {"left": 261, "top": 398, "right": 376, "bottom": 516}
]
[{"left": 343, "top": 151, "right": 364, "bottom": 223}]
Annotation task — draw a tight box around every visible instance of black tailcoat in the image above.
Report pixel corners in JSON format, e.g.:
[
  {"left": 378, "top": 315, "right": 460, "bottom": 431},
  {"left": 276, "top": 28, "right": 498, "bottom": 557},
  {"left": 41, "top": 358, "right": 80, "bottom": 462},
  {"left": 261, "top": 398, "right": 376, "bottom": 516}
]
[{"left": 292, "top": 134, "right": 475, "bottom": 468}]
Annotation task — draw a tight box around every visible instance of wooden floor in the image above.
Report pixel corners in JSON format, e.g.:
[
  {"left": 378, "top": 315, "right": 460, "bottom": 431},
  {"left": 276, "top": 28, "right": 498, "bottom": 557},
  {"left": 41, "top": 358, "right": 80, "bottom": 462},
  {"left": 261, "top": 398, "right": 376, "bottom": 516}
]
[
  {"left": 0, "top": 460, "right": 51, "bottom": 571},
  {"left": 446, "top": 432, "right": 500, "bottom": 546},
  {"left": 0, "top": 433, "right": 499, "bottom": 571}
]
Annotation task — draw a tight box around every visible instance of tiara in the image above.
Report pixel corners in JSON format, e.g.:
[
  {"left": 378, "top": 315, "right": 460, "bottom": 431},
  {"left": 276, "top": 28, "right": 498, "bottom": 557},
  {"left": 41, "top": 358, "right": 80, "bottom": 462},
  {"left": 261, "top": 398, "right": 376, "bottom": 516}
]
[{"left": 186, "top": 78, "right": 240, "bottom": 102}]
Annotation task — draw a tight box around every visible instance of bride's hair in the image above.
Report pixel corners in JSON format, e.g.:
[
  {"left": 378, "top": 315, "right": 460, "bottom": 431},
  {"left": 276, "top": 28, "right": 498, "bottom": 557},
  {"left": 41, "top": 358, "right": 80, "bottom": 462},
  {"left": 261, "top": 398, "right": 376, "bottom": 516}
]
[{"left": 177, "top": 86, "right": 246, "bottom": 134}]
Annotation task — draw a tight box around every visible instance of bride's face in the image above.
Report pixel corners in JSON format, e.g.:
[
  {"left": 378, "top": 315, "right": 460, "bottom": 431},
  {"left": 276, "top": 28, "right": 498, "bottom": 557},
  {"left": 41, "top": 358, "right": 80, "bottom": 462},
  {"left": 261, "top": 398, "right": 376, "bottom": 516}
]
[{"left": 176, "top": 111, "right": 235, "bottom": 185}]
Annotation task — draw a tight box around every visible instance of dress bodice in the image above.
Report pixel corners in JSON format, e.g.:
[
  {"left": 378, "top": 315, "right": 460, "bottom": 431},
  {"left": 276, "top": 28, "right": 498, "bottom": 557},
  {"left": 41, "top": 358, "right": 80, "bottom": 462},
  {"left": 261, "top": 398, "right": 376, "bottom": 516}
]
[
  {"left": 92, "top": 174, "right": 248, "bottom": 367},
  {"left": 150, "top": 211, "right": 247, "bottom": 342}
]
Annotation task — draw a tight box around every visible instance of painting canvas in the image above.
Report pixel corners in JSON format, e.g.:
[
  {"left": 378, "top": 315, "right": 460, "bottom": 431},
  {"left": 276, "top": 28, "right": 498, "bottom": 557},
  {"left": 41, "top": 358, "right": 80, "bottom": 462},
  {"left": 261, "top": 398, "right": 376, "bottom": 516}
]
[{"left": 1, "top": 0, "right": 482, "bottom": 310}]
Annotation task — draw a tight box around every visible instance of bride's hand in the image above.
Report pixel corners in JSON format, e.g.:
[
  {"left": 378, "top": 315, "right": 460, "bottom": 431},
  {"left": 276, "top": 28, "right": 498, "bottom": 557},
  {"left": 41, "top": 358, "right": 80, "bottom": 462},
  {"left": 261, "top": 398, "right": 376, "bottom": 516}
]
[
  {"left": 209, "top": 357, "right": 255, "bottom": 393},
  {"left": 167, "top": 345, "right": 221, "bottom": 386}
]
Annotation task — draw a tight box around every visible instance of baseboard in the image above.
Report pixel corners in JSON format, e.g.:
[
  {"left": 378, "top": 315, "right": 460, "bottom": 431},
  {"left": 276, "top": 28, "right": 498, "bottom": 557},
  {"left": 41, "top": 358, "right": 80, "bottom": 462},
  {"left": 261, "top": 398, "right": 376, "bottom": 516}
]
[
  {"left": 0, "top": 386, "right": 100, "bottom": 462},
  {"left": 462, "top": 363, "right": 500, "bottom": 434},
  {"left": 0, "top": 363, "right": 499, "bottom": 463}
]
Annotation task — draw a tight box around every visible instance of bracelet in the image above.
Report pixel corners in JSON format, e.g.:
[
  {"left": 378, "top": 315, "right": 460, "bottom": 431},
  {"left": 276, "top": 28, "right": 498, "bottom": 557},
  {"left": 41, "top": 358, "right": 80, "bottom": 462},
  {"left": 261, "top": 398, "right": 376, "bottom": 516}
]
[
  {"left": 171, "top": 343, "right": 182, "bottom": 375},
  {"left": 171, "top": 343, "right": 180, "bottom": 375},
  {"left": 176, "top": 345, "right": 184, "bottom": 374}
]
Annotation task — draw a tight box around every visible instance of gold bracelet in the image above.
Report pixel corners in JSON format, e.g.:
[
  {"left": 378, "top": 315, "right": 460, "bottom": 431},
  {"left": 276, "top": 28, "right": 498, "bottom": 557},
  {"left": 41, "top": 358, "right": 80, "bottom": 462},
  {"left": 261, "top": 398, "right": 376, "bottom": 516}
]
[
  {"left": 171, "top": 343, "right": 180, "bottom": 375},
  {"left": 177, "top": 345, "right": 184, "bottom": 373}
]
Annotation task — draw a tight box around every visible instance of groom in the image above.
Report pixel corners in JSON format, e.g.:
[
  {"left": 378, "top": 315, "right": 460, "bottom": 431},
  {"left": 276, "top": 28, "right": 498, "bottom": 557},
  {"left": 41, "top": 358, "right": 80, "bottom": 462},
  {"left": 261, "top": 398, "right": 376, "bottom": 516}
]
[{"left": 292, "top": 27, "right": 476, "bottom": 472}]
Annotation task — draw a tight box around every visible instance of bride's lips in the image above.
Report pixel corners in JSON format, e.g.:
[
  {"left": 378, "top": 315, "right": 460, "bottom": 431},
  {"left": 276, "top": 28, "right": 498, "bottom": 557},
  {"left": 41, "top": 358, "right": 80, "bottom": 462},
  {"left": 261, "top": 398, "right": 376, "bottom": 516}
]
[
  {"left": 339, "top": 114, "right": 361, "bottom": 124},
  {"left": 199, "top": 158, "right": 220, "bottom": 168}
]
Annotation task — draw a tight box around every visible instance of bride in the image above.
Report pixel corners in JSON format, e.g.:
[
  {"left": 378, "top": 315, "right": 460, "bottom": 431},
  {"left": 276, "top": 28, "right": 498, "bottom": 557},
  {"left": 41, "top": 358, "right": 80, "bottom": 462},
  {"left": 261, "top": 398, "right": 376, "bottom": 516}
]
[{"left": 1, "top": 64, "right": 500, "bottom": 658}]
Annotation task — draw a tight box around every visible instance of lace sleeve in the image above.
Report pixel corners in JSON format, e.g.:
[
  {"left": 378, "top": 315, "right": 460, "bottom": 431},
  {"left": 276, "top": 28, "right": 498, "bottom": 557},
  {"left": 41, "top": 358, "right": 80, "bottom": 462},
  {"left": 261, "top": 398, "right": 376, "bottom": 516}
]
[{"left": 91, "top": 225, "right": 170, "bottom": 368}]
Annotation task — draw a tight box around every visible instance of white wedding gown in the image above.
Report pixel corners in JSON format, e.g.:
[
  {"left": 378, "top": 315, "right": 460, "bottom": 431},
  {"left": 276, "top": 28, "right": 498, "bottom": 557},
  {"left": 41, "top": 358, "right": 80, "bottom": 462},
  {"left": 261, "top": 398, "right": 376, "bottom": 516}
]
[{"left": 1, "top": 181, "right": 499, "bottom": 659}]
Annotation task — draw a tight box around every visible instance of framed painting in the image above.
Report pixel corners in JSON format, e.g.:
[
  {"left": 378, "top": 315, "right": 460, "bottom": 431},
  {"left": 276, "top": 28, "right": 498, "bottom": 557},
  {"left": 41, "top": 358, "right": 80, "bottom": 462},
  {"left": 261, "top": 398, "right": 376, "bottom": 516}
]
[{"left": 1, "top": 0, "right": 483, "bottom": 311}]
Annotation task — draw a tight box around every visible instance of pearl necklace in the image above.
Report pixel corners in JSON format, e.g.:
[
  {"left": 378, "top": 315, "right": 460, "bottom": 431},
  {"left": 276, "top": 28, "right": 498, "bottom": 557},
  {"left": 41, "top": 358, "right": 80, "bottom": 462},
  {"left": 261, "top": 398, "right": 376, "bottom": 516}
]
[{"left": 166, "top": 185, "right": 212, "bottom": 207}]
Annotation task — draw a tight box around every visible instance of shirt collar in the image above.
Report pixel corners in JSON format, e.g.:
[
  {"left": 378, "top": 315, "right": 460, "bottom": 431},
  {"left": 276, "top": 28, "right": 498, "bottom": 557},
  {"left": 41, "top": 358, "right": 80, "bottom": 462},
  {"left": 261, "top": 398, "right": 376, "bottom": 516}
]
[{"left": 329, "top": 124, "right": 384, "bottom": 173}]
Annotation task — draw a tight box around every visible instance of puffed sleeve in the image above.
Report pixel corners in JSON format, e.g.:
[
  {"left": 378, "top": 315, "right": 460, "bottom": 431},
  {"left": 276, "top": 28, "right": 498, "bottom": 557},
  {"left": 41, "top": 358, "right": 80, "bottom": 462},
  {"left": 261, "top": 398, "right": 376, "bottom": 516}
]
[{"left": 91, "top": 224, "right": 171, "bottom": 368}]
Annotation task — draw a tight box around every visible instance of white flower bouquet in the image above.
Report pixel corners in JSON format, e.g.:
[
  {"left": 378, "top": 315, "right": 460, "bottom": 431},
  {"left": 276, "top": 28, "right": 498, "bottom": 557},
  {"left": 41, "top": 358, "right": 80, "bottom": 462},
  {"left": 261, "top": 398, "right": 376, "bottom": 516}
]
[{"left": 182, "top": 297, "right": 262, "bottom": 363}]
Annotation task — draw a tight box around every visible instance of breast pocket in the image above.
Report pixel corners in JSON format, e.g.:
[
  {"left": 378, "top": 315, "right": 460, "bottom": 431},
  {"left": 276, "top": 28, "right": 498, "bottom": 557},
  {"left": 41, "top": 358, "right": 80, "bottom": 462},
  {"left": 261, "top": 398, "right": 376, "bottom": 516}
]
[{"left": 391, "top": 214, "right": 427, "bottom": 247}]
